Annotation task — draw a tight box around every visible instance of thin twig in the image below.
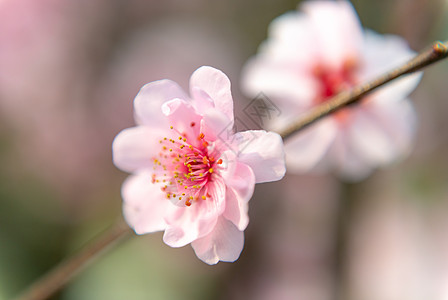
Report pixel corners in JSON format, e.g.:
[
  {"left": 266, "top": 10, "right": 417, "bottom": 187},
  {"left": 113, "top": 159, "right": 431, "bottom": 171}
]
[
  {"left": 279, "top": 40, "right": 448, "bottom": 140},
  {"left": 13, "top": 219, "right": 133, "bottom": 300}
]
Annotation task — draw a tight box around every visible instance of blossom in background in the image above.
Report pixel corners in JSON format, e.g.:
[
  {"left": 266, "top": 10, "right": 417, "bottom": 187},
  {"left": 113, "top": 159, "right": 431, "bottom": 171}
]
[
  {"left": 112, "top": 66, "right": 285, "bottom": 264},
  {"left": 242, "top": 0, "right": 422, "bottom": 180}
]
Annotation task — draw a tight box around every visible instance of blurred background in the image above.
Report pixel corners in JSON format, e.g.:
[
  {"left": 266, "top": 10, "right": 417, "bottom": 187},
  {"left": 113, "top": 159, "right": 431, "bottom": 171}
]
[{"left": 1, "top": 0, "right": 448, "bottom": 299}]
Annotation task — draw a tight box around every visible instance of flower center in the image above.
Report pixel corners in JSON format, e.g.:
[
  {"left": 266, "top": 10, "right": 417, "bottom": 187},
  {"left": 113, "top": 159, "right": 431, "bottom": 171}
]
[
  {"left": 312, "top": 58, "right": 359, "bottom": 124},
  {"left": 151, "top": 124, "right": 222, "bottom": 207}
]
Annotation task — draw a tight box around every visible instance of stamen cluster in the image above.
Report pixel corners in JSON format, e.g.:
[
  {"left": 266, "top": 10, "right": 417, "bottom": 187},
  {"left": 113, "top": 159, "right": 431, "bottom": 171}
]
[{"left": 152, "top": 125, "right": 223, "bottom": 207}]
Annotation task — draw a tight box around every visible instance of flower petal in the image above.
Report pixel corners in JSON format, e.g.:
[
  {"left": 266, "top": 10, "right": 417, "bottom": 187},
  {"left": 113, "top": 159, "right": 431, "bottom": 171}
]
[
  {"left": 241, "top": 11, "right": 317, "bottom": 105},
  {"left": 161, "top": 98, "right": 202, "bottom": 140},
  {"left": 222, "top": 162, "right": 254, "bottom": 231},
  {"left": 321, "top": 129, "right": 373, "bottom": 181},
  {"left": 190, "top": 86, "right": 216, "bottom": 116},
  {"left": 122, "top": 173, "right": 174, "bottom": 234},
  {"left": 223, "top": 187, "right": 250, "bottom": 231},
  {"left": 348, "top": 98, "right": 416, "bottom": 166},
  {"left": 163, "top": 176, "right": 226, "bottom": 247},
  {"left": 191, "top": 217, "right": 244, "bottom": 265},
  {"left": 284, "top": 117, "right": 337, "bottom": 173},
  {"left": 189, "top": 66, "right": 234, "bottom": 122},
  {"left": 265, "top": 11, "right": 315, "bottom": 65},
  {"left": 236, "top": 130, "right": 286, "bottom": 183},
  {"left": 134, "top": 79, "right": 188, "bottom": 128},
  {"left": 200, "top": 108, "right": 233, "bottom": 143},
  {"left": 112, "top": 126, "right": 164, "bottom": 173},
  {"left": 302, "top": 0, "right": 363, "bottom": 68},
  {"left": 223, "top": 162, "right": 255, "bottom": 203},
  {"left": 241, "top": 58, "right": 318, "bottom": 106},
  {"left": 163, "top": 207, "right": 218, "bottom": 248}
]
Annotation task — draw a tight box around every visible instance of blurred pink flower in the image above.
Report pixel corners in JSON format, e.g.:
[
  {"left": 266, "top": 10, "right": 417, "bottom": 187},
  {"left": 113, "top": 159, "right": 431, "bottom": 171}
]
[
  {"left": 113, "top": 66, "right": 285, "bottom": 264},
  {"left": 242, "top": 0, "right": 422, "bottom": 180}
]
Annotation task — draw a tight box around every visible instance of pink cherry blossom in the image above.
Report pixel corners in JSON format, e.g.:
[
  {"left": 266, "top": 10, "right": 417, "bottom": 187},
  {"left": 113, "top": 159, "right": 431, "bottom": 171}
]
[
  {"left": 112, "top": 66, "right": 285, "bottom": 264},
  {"left": 241, "top": 0, "right": 422, "bottom": 180}
]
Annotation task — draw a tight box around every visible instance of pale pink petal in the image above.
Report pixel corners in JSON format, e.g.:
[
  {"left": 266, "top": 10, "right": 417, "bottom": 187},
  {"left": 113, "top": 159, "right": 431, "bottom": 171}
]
[
  {"left": 318, "top": 98, "right": 416, "bottom": 181},
  {"left": 360, "top": 30, "right": 422, "bottom": 102},
  {"left": 112, "top": 126, "right": 165, "bottom": 173},
  {"left": 190, "top": 86, "right": 215, "bottom": 115},
  {"left": 223, "top": 162, "right": 255, "bottom": 203},
  {"left": 122, "top": 173, "right": 174, "bottom": 234},
  {"left": 224, "top": 187, "right": 250, "bottom": 231},
  {"left": 302, "top": 0, "right": 363, "bottom": 67},
  {"left": 241, "top": 11, "right": 317, "bottom": 104},
  {"left": 348, "top": 98, "right": 416, "bottom": 166},
  {"left": 163, "top": 177, "right": 226, "bottom": 247},
  {"left": 191, "top": 217, "right": 244, "bottom": 265},
  {"left": 241, "top": 58, "right": 318, "bottom": 106},
  {"left": 161, "top": 98, "right": 202, "bottom": 140},
  {"left": 237, "top": 130, "right": 285, "bottom": 183},
  {"left": 200, "top": 108, "right": 233, "bottom": 143},
  {"left": 321, "top": 129, "right": 373, "bottom": 181},
  {"left": 265, "top": 11, "right": 315, "bottom": 65},
  {"left": 162, "top": 207, "right": 218, "bottom": 248},
  {"left": 215, "top": 150, "right": 238, "bottom": 182},
  {"left": 134, "top": 79, "right": 188, "bottom": 128},
  {"left": 222, "top": 162, "right": 254, "bottom": 230},
  {"left": 284, "top": 118, "right": 337, "bottom": 173},
  {"left": 189, "top": 66, "right": 234, "bottom": 122}
]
